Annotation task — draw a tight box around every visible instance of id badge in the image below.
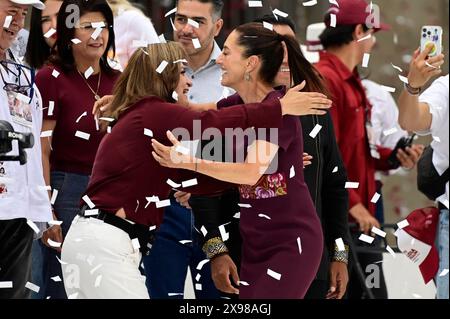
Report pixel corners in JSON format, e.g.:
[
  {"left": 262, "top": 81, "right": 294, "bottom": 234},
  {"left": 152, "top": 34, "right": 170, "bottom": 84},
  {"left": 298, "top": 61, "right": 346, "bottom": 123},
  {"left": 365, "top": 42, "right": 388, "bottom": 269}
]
[{"left": 7, "top": 91, "right": 33, "bottom": 128}]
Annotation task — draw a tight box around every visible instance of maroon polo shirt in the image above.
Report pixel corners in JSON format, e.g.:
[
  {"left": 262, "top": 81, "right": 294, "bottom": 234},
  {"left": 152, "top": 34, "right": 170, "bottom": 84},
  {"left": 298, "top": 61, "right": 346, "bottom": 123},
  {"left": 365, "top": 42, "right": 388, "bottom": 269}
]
[
  {"left": 84, "top": 96, "right": 283, "bottom": 227},
  {"left": 315, "top": 52, "right": 392, "bottom": 216},
  {"left": 36, "top": 65, "right": 120, "bottom": 175}
]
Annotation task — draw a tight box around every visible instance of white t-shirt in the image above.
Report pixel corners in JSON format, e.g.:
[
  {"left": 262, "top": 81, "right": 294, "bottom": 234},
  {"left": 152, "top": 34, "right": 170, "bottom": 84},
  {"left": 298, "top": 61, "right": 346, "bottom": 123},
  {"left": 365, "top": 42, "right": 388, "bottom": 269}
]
[
  {"left": 418, "top": 75, "right": 449, "bottom": 206},
  {"left": 0, "top": 52, "right": 52, "bottom": 222},
  {"left": 114, "top": 9, "right": 159, "bottom": 69}
]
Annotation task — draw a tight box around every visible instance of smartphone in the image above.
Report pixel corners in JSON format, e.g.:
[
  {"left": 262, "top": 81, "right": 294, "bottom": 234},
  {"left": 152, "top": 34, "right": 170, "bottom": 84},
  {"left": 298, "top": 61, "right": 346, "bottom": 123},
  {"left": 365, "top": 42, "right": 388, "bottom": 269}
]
[
  {"left": 420, "top": 26, "right": 443, "bottom": 57},
  {"left": 387, "top": 134, "right": 417, "bottom": 169}
]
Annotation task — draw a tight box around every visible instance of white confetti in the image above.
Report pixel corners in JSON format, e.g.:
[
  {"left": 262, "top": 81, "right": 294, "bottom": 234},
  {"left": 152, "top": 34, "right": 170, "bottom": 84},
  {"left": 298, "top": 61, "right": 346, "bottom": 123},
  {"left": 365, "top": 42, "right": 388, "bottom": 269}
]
[
  {"left": 188, "top": 18, "right": 199, "bottom": 29},
  {"left": 84, "top": 67, "right": 94, "bottom": 79},
  {"left": 359, "top": 234, "right": 375, "bottom": 244},
  {"left": 345, "top": 182, "right": 359, "bottom": 189},
  {"left": 383, "top": 127, "right": 398, "bottom": 136},
  {"left": 196, "top": 259, "right": 209, "bottom": 270},
  {"left": 391, "top": 63, "right": 403, "bottom": 72},
  {"left": 44, "top": 28, "right": 56, "bottom": 38},
  {"left": 238, "top": 281, "right": 249, "bottom": 286},
  {"left": 362, "top": 53, "right": 370, "bottom": 68},
  {"left": 258, "top": 214, "right": 271, "bottom": 220},
  {"left": 195, "top": 283, "right": 202, "bottom": 291},
  {"left": 386, "top": 245, "right": 396, "bottom": 258},
  {"left": 371, "top": 192, "right": 381, "bottom": 203},
  {"left": 84, "top": 209, "right": 99, "bottom": 217},
  {"left": 68, "top": 292, "right": 78, "bottom": 299},
  {"left": 371, "top": 226, "right": 386, "bottom": 238},
  {"left": 309, "top": 124, "right": 322, "bottom": 138},
  {"left": 71, "top": 38, "right": 81, "bottom": 44},
  {"left": 192, "top": 38, "right": 201, "bottom": 49},
  {"left": 168, "top": 292, "right": 184, "bottom": 296},
  {"left": 167, "top": 179, "right": 181, "bottom": 188},
  {"left": 439, "top": 269, "right": 449, "bottom": 277},
  {"left": 156, "top": 199, "right": 171, "bottom": 208},
  {"left": 380, "top": 85, "right": 396, "bottom": 93},
  {"left": 248, "top": 0, "right": 262, "bottom": 7},
  {"left": 398, "top": 75, "right": 409, "bottom": 84},
  {"left": 149, "top": 225, "right": 157, "bottom": 231},
  {"left": 182, "top": 178, "right": 198, "bottom": 188},
  {"left": 357, "top": 34, "right": 372, "bottom": 42},
  {"left": 397, "top": 220, "right": 409, "bottom": 229},
  {"left": 412, "top": 293, "right": 422, "bottom": 299},
  {"left": 164, "top": 7, "right": 177, "bottom": 17},
  {"left": 75, "top": 131, "right": 90, "bottom": 140},
  {"left": 47, "top": 238, "right": 62, "bottom": 248},
  {"left": 263, "top": 21, "right": 273, "bottom": 31},
  {"left": 3, "top": 15, "right": 12, "bottom": 28},
  {"left": 48, "top": 101, "right": 55, "bottom": 116},
  {"left": 156, "top": 60, "right": 169, "bottom": 74},
  {"left": 179, "top": 240, "right": 192, "bottom": 245},
  {"left": 329, "top": 0, "right": 339, "bottom": 5},
  {"left": 56, "top": 256, "right": 68, "bottom": 265},
  {"left": 142, "top": 128, "right": 153, "bottom": 138},
  {"left": 16, "top": 93, "right": 30, "bottom": 104},
  {"left": 297, "top": 237, "right": 302, "bottom": 254},
  {"left": 332, "top": 166, "right": 338, "bottom": 173},
  {"left": 76, "top": 111, "right": 87, "bottom": 123},
  {"left": 425, "top": 61, "right": 439, "bottom": 70},
  {"left": 238, "top": 203, "right": 252, "bottom": 208},
  {"left": 267, "top": 269, "right": 282, "bottom": 280},
  {"left": 107, "top": 126, "right": 112, "bottom": 134},
  {"left": 335, "top": 238, "right": 345, "bottom": 251},
  {"left": 145, "top": 196, "right": 160, "bottom": 208},
  {"left": 219, "top": 224, "right": 229, "bottom": 242},
  {"left": 52, "top": 69, "right": 60, "bottom": 78},
  {"left": 50, "top": 189, "right": 58, "bottom": 205},
  {"left": 233, "top": 212, "right": 241, "bottom": 219},
  {"left": 0, "top": 281, "right": 13, "bottom": 288},
  {"left": 82, "top": 195, "right": 95, "bottom": 209},
  {"left": 25, "top": 282, "right": 40, "bottom": 293},
  {"left": 330, "top": 14, "right": 336, "bottom": 27},
  {"left": 433, "top": 136, "right": 441, "bottom": 143},
  {"left": 172, "top": 91, "right": 179, "bottom": 101},
  {"left": 173, "top": 59, "right": 188, "bottom": 64},
  {"left": 51, "top": 276, "right": 62, "bottom": 282},
  {"left": 302, "top": 0, "right": 317, "bottom": 6},
  {"left": 91, "top": 21, "right": 105, "bottom": 28},
  {"left": 131, "top": 238, "right": 140, "bottom": 251},
  {"left": 26, "top": 220, "right": 40, "bottom": 234},
  {"left": 170, "top": 18, "right": 177, "bottom": 31},
  {"left": 200, "top": 226, "right": 208, "bottom": 237},
  {"left": 99, "top": 117, "right": 114, "bottom": 122},
  {"left": 90, "top": 27, "right": 102, "bottom": 40},
  {"left": 289, "top": 165, "right": 295, "bottom": 178},
  {"left": 272, "top": 8, "right": 288, "bottom": 18},
  {"left": 48, "top": 220, "right": 62, "bottom": 226},
  {"left": 195, "top": 274, "right": 201, "bottom": 282},
  {"left": 94, "top": 275, "right": 102, "bottom": 287}
]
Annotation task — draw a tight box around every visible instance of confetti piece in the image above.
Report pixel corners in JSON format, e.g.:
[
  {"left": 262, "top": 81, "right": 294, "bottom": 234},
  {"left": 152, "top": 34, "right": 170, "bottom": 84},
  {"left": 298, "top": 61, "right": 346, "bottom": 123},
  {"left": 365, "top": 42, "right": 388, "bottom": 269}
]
[
  {"left": 149, "top": 225, "right": 157, "bottom": 231},
  {"left": 192, "top": 38, "right": 201, "bottom": 49},
  {"left": 219, "top": 224, "right": 229, "bottom": 241},
  {"left": 371, "top": 192, "right": 381, "bottom": 203},
  {"left": 3, "top": 15, "right": 12, "bottom": 28},
  {"left": 27, "top": 220, "right": 40, "bottom": 234},
  {"left": 258, "top": 214, "right": 271, "bottom": 220},
  {"left": 362, "top": 53, "right": 370, "bottom": 68},
  {"left": 56, "top": 256, "right": 68, "bottom": 265},
  {"left": 238, "top": 281, "right": 249, "bottom": 286},
  {"left": 380, "top": 85, "right": 396, "bottom": 93},
  {"left": 357, "top": 34, "right": 372, "bottom": 42},
  {"left": 164, "top": 7, "right": 177, "bottom": 17},
  {"left": 91, "top": 27, "right": 102, "bottom": 40},
  {"left": 267, "top": 269, "right": 282, "bottom": 280},
  {"left": 196, "top": 259, "right": 209, "bottom": 270},
  {"left": 273, "top": 8, "right": 288, "bottom": 18},
  {"left": 386, "top": 245, "right": 396, "bottom": 258},
  {"left": 0, "top": 281, "right": 13, "bottom": 288},
  {"left": 238, "top": 203, "right": 252, "bottom": 208},
  {"left": 44, "top": 28, "right": 56, "bottom": 38},
  {"left": 173, "top": 59, "right": 188, "bottom": 64},
  {"left": 76, "top": 111, "right": 87, "bottom": 123},
  {"left": 297, "top": 237, "right": 302, "bottom": 254},
  {"left": 84, "top": 67, "right": 94, "bottom": 79},
  {"left": 188, "top": 18, "right": 199, "bottom": 29},
  {"left": 397, "top": 220, "right": 409, "bottom": 229},
  {"left": 336, "top": 238, "right": 345, "bottom": 251},
  {"left": 75, "top": 131, "right": 90, "bottom": 140},
  {"left": 82, "top": 195, "right": 95, "bottom": 209},
  {"left": 391, "top": 63, "right": 403, "bottom": 72},
  {"left": 168, "top": 292, "right": 184, "bottom": 296},
  {"left": 52, "top": 69, "right": 60, "bottom": 78},
  {"left": 439, "top": 269, "right": 449, "bottom": 277},
  {"left": 329, "top": 0, "right": 339, "bottom": 5},
  {"left": 175, "top": 145, "right": 190, "bottom": 155},
  {"left": 182, "top": 178, "right": 198, "bottom": 188},
  {"left": 172, "top": 91, "right": 178, "bottom": 101},
  {"left": 398, "top": 75, "right": 409, "bottom": 84},
  {"left": 200, "top": 226, "right": 208, "bottom": 237},
  {"left": 309, "top": 124, "right": 322, "bottom": 138},
  {"left": 195, "top": 274, "right": 201, "bottom": 282},
  {"left": 68, "top": 292, "right": 78, "bottom": 299},
  {"left": 371, "top": 226, "right": 386, "bottom": 238},
  {"left": 158, "top": 34, "right": 167, "bottom": 43},
  {"left": 156, "top": 60, "right": 169, "bottom": 74},
  {"left": 48, "top": 101, "right": 55, "bottom": 116},
  {"left": 289, "top": 165, "right": 295, "bottom": 178},
  {"left": 84, "top": 209, "right": 99, "bottom": 217},
  {"left": 91, "top": 21, "right": 105, "bottom": 28},
  {"left": 359, "top": 234, "right": 375, "bottom": 244},
  {"left": 170, "top": 18, "right": 177, "bottom": 31},
  {"left": 156, "top": 199, "right": 171, "bottom": 208},
  {"left": 167, "top": 179, "right": 181, "bottom": 188},
  {"left": 94, "top": 275, "right": 102, "bottom": 287},
  {"left": 179, "top": 240, "right": 192, "bottom": 245},
  {"left": 248, "top": 0, "right": 262, "bottom": 7},
  {"left": 330, "top": 14, "right": 336, "bottom": 27},
  {"left": 24, "top": 282, "right": 40, "bottom": 293},
  {"left": 345, "top": 182, "right": 359, "bottom": 189},
  {"left": 50, "top": 189, "right": 58, "bottom": 205},
  {"left": 302, "top": 0, "right": 317, "bottom": 6},
  {"left": 383, "top": 127, "right": 398, "bottom": 136},
  {"left": 47, "top": 238, "right": 62, "bottom": 248},
  {"left": 107, "top": 126, "right": 112, "bottom": 134},
  {"left": 195, "top": 283, "right": 202, "bottom": 290},
  {"left": 425, "top": 61, "right": 439, "bottom": 69},
  {"left": 263, "top": 21, "right": 273, "bottom": 31},
  {"left": 51, "top": 276, "right": 62, "bottom": 282},
  {"left": 433, "top": 136, "right": 441, "bottom": 143},
  {"left": 233, "top": 212, "right": 241, "bottom": 219},
  {"left": 71, "top": 38, "right": 81, "bottom": 44},
  {"left": 142, "top": 128, "right": 154, "bottom": 138},
  {"left": 412, "top": 293, "right": 422, "bottom": 299},
  {"left": 131, "top": 238, "right": 140, "bottom": 250},
  {"left": 99, "top": 117, "right": 114, "bottom": 122},
  {"left": 332, "top": 166, "right": 338, "bottom": 173}
]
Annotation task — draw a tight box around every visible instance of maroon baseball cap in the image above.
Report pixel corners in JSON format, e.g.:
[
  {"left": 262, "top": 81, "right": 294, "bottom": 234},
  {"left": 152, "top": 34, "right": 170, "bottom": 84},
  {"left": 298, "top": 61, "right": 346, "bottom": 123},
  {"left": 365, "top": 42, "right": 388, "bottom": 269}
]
[
  {"left": 396, "top": 207, "right": 440, "bottom": 284},
  {"left": 324, "top": 0, "right": 390, "bottom": 31}
]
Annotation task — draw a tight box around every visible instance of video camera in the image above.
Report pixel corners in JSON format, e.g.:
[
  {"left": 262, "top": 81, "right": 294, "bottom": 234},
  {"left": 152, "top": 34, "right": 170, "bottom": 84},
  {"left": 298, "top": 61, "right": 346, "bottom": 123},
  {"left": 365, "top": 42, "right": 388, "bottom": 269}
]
[{"left": 0, "top": 120, "right": 34, "bottom": 165}]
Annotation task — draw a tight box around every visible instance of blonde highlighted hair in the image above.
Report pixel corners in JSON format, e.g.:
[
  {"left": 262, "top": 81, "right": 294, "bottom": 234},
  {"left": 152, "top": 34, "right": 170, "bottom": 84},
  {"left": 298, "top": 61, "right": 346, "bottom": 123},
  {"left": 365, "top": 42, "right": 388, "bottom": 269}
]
[{"left": 104, "top": 42, "right": 186, "bottom": 124}]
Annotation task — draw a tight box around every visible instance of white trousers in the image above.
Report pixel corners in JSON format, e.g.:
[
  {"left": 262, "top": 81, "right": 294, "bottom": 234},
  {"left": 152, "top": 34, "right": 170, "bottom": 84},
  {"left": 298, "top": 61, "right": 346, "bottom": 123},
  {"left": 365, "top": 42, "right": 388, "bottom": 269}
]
[{"left": 61, "top": 216, "right": 150, "bottom": 299}]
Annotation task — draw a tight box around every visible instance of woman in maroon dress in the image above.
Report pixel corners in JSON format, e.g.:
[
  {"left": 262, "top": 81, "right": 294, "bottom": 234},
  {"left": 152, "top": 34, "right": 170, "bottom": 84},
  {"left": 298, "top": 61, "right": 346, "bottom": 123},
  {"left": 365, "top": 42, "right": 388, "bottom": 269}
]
[{"left": 152, "top": 23, "right": 328, "bottom": 298}]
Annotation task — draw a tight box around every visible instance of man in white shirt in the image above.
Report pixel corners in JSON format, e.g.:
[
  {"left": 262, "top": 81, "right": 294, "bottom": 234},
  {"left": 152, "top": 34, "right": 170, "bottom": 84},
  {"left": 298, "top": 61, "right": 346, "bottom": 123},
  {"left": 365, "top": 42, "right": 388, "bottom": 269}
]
[
  {"left": 0, "top": 0, "right": 52, "bottom": 299},
  {"left": 398, "top": 44, "right": 448, "bottom": 299}
]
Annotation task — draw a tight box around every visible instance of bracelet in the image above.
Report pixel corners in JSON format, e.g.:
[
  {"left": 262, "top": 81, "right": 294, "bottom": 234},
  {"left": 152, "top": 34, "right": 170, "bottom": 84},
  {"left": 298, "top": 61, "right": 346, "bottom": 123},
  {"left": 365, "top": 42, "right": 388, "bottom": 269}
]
[
  {"left": 332, "top": 243, "right": 349, "bottom": 265},
  {"left": 202, "top": 237, "right": 229, "bottom": 259},
  {"left": 404, "top": 82, "right": 421, "bottom": 96}
]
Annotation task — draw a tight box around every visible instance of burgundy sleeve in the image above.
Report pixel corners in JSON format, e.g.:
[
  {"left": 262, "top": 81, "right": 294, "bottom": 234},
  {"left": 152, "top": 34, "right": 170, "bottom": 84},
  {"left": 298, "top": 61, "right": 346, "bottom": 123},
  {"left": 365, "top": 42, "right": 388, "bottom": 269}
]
[{"left": 35, "top": 66, "right": 60, "bottom": 121}]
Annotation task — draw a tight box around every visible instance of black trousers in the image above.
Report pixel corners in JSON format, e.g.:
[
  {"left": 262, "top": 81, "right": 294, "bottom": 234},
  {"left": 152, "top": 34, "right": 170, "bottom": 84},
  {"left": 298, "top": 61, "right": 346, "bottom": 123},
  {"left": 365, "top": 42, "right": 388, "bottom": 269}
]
[{"left": 0, "top": 218, "right": 34, "bottom": 299}]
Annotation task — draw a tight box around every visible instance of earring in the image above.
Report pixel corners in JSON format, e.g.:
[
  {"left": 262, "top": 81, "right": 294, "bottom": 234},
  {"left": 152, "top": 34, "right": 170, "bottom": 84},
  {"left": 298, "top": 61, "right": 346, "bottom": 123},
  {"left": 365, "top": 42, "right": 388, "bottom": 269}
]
[{"left": 244, "top": 72, "right": 251, "bottom": 81}]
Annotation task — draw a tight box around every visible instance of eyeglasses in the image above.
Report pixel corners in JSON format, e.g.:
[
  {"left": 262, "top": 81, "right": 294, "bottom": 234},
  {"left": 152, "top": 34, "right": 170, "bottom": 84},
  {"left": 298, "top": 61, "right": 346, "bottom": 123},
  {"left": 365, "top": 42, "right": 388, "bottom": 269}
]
[{"left": 0, "top": 60, "right": 35, "bottom": 102}]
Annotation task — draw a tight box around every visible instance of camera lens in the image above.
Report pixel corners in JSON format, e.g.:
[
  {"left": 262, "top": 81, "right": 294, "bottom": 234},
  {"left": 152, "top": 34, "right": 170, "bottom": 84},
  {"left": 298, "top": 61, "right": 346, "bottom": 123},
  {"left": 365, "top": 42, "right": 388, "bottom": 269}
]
[
  {"left": 423, "top": 34, "right": 427, "bottom": 38},
  {"left": 423, "top": 28, "right": 427, "bottom": 32},
  {"left": 427, "top": 31, "right": 431, "bottom": 35}
]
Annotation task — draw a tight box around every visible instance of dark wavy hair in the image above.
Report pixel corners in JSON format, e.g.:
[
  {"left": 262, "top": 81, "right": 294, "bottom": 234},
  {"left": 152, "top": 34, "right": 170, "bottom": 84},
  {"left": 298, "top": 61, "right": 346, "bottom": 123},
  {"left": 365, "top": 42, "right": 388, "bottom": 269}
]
[
  {"left": 235, "top": 22, "right": 328, "bottom": 94},
  {"left": 51, "top": 0, "right": 116, "bottom": 74},
  {"left": 25, "top": 0, "right": 63, "bottom": 69}
]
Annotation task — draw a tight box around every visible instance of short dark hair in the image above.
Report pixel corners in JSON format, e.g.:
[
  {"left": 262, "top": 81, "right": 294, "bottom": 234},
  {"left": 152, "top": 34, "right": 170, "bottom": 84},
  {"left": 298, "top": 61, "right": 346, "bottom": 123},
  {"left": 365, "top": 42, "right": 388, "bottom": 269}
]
[
  {"left": 25, "top": 0, "right": 63, "bottom": 69},
  {"left": 253, "top": 14, "right": 297, "bottom": 33},
  {"left": 320, "top": 13, "right": 369, "bottom": 49},
  {"left": 52, "top": 0, "right": 116, "bottom": 74},
  {"left": 176, "top": 0, "right": 224, "bottom": 20}
]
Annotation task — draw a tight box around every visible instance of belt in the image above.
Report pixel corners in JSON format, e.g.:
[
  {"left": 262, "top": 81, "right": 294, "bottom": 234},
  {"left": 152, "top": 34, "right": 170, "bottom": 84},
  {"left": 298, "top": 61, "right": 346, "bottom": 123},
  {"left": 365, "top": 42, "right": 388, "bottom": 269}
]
[{"left": 78, "top": 205, "right": 155, "bottom": 255}]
